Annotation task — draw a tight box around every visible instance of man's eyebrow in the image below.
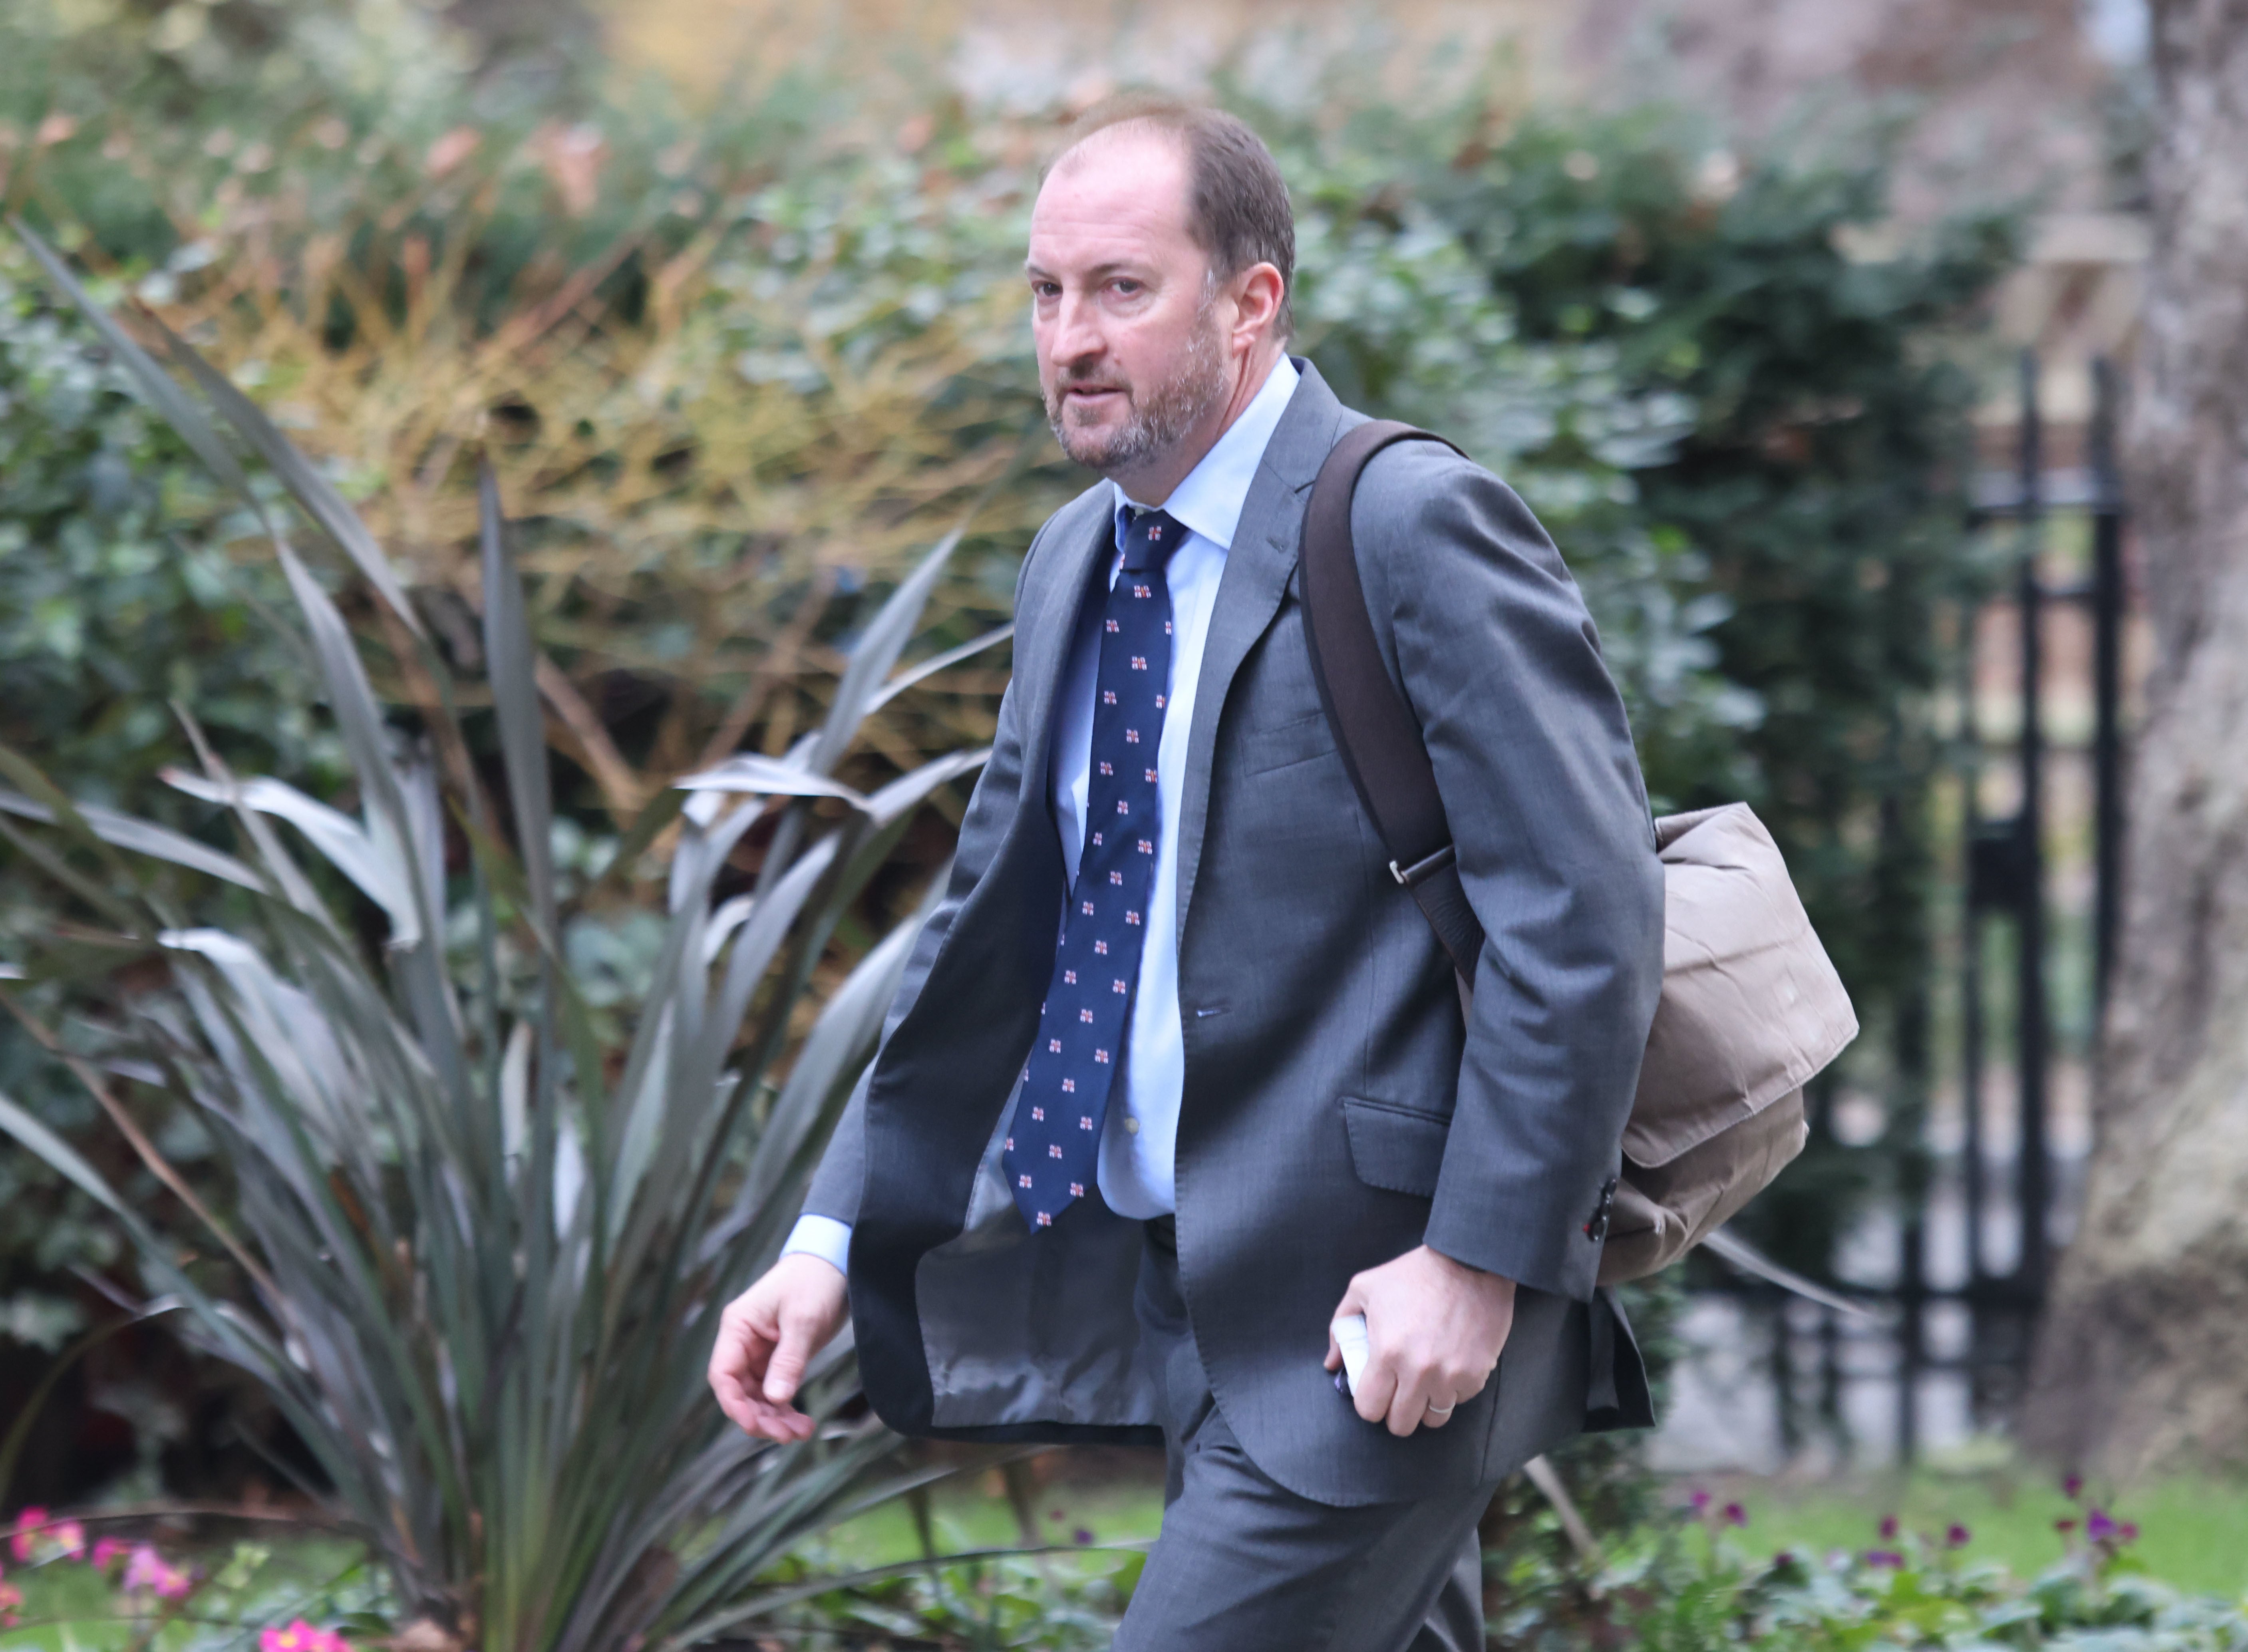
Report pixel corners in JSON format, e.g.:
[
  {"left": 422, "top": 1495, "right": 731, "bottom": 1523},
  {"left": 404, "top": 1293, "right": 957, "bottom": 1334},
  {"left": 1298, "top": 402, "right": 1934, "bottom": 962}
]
[{"left": 1022, "top": 258, "right": 1154, "bottom": 282}]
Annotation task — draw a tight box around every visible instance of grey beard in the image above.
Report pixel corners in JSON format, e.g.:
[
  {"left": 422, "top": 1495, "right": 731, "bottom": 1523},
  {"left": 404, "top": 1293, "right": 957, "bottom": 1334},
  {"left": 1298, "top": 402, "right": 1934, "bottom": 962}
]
[{"left": 1046, "top": 311, "right": 1227, "bottom": 478}]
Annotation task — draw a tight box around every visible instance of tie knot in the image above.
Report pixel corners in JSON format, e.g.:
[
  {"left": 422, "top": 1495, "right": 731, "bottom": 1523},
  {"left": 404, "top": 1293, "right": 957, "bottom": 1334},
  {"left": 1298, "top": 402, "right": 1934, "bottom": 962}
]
[{"left": 1119, "top": 508, "right": 1183, "bottom": 573}]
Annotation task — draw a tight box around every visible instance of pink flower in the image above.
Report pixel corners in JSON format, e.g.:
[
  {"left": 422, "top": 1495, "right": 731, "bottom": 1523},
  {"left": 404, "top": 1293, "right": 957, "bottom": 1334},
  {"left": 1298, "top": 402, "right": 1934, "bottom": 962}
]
[
  {"left": 2055, "top": 1517, "right": 2077, "bottom": 1535},
  {"left": 2086, "top": 1508, "right": 2118, "bottom": 1543},
  {"left": 261, "top": 1619, "right": 350, "bottom": 1652},
  {"left": 1723, "top": 1502, "right": 1748, "bottom": 1527},
  {"left": 1878, "top": 1514, "right": 1898, "bottom": 1540},
  {"left": 2064, "top": 1473, "right": 2084, "bottom": 1499},
  {"left": 8, "top": 1508, "right": 46, "bottom": 1562},
  {"left": 1687, "top": 1489, "right": 1711, "bottom": 1513},
  {"left": 0, "top": 1576, "right": 22, "bottom": 1628},
  {"left": 1946, "top": 1523, "right": 1971, "bottom": 1547},
  {"left": 4, "top": 1508, "right": 83, "bottom": 1562},
  {"left": 122, "top": 1543, "right": 193, "bottom": 1600},
  {"left": 92, "top": 1535, "right": 130, "bottom": 1570}
]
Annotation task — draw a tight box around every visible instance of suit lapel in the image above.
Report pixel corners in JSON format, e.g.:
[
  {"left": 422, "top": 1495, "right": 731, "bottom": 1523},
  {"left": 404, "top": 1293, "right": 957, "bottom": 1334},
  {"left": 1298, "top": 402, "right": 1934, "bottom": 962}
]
[
  {"left": 1010, "top": 491, "right": 1116, "bottom": 813},
  {"left": 1173, "top": 361, "right": 1353, "bottom": 935}
]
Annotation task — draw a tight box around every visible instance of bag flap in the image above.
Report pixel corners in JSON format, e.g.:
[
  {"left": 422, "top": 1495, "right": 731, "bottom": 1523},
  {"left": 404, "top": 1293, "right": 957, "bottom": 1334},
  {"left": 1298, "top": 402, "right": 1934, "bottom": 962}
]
[{"left": 1623, "top": 803, "right": 1858, "bottom": 1169}]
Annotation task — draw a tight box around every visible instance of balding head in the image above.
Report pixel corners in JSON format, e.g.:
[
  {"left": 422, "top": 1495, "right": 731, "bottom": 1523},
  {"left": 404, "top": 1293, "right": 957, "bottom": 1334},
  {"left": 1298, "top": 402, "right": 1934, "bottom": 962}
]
[{"left": 1049, "top": 97, "right": 1295, "bottom": 341}]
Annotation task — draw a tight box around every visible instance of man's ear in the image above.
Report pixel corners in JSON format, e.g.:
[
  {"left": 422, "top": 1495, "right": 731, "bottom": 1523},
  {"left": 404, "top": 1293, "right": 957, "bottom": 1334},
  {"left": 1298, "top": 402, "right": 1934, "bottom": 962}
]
[{"left": 1228, "top": 261, "right": 1286, "bottom": 350}]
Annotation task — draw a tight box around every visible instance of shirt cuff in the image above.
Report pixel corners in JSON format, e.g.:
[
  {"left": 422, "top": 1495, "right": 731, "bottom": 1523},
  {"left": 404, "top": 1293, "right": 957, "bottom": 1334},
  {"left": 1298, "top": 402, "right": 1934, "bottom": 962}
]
[{"left": 781, "top": 1213, "right": 852, "bottom": 1276}]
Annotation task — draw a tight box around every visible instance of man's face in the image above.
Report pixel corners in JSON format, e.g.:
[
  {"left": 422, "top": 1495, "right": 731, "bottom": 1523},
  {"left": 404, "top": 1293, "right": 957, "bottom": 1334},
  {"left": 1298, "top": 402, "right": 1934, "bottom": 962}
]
[{"left": 1026, "top": 127, "right": 1228, "bottom": 479}]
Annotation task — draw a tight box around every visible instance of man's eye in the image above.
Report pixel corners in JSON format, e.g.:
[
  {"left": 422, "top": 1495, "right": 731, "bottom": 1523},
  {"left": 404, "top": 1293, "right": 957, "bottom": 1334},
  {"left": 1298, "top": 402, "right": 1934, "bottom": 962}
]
[{"left": 1112, "top": 280, "right": 1142, "bottom": 296}]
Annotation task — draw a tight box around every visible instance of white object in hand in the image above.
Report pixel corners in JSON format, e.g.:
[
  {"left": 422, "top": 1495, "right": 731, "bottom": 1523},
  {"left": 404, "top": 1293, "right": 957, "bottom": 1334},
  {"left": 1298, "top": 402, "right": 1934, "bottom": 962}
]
[{"left": 1332, "top": 1312, "right": 1370, "bottom": 1397}]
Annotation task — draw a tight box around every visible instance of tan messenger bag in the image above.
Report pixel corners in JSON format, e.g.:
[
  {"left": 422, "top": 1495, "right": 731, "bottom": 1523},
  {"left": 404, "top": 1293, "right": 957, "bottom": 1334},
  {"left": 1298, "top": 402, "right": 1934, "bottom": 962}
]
[{"left": 1299, "top": 422, "right": 1859, "bottom": 1285}]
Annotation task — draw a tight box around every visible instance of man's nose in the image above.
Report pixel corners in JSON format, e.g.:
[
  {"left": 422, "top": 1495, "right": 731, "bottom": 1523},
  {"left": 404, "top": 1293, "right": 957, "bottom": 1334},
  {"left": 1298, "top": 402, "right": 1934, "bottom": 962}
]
[{"left": 1044, "top": 290, "right": 1107, "bottom": 369}]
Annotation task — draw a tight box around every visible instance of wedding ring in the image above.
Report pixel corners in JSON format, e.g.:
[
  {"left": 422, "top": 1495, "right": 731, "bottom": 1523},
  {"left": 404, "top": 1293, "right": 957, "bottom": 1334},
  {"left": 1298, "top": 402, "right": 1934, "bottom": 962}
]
[{"left": 1426, "top": 1398, "right": 1455, "bottom": 1417}]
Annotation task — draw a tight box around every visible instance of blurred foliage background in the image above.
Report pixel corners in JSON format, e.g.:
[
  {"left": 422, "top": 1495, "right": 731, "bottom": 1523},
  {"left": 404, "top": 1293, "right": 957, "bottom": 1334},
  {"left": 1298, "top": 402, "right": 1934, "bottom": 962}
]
[{"left": 0, "top": 0, "right": 2015, "bottom": 1513}]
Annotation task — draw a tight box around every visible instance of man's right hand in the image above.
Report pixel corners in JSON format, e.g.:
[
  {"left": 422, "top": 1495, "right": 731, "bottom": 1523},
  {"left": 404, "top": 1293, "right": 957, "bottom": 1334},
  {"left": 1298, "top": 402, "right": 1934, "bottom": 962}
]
[{"left": 708, "top": 1252, "right": 851, "bottom": 1443}]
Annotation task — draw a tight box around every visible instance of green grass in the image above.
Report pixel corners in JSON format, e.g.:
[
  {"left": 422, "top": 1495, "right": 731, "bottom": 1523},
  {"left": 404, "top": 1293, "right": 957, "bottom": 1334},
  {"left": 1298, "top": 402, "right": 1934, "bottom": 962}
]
[
  {"left": 826, "top": 1467, "right": 1169, "bottom": 1565},
  {"left": 826, "top": 1453, "right": 2248, "bottom": 1601},
  {"left": 1678, "top": 1461, "right": 2248, "bottom": 1597}
]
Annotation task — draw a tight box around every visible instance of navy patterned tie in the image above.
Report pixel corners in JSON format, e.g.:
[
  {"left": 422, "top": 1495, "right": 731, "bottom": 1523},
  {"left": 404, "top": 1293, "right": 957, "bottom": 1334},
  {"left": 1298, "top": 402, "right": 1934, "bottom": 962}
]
[{"left": 1004, "top": 507, "right": 1182, "bottom": 1231}]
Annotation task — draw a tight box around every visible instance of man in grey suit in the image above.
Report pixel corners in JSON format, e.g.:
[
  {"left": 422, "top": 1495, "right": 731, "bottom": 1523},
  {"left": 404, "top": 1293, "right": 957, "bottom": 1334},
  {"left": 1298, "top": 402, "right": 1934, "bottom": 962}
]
[{"left": 710, "top": 95, "right": 1666, "bottom": 1650}]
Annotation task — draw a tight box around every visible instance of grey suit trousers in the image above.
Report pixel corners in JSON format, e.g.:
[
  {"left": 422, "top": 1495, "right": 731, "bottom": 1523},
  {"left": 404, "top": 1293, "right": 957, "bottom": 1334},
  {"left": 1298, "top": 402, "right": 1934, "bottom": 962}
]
[{"left": 1115, "top": 1221, "right": 1492, "bottom": 1652}]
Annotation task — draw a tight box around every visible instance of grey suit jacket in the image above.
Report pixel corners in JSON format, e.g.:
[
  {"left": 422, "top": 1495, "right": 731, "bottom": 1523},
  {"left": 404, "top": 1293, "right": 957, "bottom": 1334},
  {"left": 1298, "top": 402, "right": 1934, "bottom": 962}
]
[{"left": 805, "top": 362, "right": 1666, "bottom": 1505}]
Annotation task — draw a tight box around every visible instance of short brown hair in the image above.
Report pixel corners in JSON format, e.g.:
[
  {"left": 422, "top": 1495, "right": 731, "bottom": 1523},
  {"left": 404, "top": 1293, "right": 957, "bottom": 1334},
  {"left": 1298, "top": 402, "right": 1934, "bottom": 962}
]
[{"left": 1051, "top": 95, "right": 1296, "bottom": 340}]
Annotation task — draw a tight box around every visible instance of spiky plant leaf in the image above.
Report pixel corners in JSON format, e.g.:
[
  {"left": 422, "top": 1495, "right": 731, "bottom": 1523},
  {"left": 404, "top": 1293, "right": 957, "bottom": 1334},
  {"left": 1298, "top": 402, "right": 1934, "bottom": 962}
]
[
  {"left": 7, "top": 217, "right": 254, "bottom": 501},
  {"left": 0, "top": 225, "right": 1006, "bottom": 1651},
  {"left": 0, "top": 781, "right": 266, "bottom": 892}
]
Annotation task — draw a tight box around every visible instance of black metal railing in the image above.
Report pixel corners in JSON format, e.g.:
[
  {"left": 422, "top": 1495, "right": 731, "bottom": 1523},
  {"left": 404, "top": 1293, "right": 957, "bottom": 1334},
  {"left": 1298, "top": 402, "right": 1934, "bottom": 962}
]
[{"left": 1699, "top": 349, "right": 2130, "bottom": 1465}]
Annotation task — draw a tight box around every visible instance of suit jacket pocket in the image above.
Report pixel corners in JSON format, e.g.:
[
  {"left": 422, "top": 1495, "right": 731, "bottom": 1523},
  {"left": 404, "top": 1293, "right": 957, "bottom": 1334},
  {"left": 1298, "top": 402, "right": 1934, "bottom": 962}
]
[
  {"left": 1239, "top": 710, "right": 1338, "bottom": 775},
  {"left": 1341, "top": 1096, "right": 1451, "bottom": 1197}
]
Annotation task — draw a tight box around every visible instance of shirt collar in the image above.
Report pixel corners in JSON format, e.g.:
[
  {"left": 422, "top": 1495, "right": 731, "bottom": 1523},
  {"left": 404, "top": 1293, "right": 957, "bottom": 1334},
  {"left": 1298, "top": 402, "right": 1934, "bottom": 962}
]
[{"left": 1112, "top": 354, "right": 1300, "bottom": 553}]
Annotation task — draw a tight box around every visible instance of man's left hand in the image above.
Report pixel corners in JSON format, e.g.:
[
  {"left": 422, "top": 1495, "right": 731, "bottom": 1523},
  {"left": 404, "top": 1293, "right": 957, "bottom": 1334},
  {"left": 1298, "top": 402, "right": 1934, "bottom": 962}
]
[{"left": 1324, "top": 1245, "right": 1517, "bottom": 1436}]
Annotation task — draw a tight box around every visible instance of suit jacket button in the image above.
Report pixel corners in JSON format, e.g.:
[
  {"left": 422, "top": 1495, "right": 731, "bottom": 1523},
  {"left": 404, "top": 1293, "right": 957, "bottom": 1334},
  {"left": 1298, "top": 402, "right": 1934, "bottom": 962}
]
[
  {"left": 1586, "top": 1177, "right": 1618, "bottom": 1241},
  {"left": 1123, "top": 1116, "right": 1140, "bottom": 1135}
]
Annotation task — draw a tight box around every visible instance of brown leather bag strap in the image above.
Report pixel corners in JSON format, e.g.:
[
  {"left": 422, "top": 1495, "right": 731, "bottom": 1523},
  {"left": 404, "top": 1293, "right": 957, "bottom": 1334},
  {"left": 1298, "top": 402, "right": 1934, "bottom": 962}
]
[{"left": 1298, "top": 419, "right": 1486, "bottom": 985}]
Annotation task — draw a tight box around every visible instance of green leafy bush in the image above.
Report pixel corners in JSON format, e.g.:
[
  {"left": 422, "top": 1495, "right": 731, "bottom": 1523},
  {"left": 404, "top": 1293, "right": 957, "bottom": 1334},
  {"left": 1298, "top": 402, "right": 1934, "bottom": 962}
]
[
  {"left": 1591, "top": 1501, "right": 2248, "bottom": 1652},
  {"left": 760, "top": 1539, "right": 1141, "bottom": 1652},
  {"left": 1423, "top": 108, "right": 2017, "bottom": 1279},
  {"left": 0, "top": 233, "right": 328, "bottom": 1502},
  {"left": 0, "top": 1518, "right": 383, "bottom": 1650}
]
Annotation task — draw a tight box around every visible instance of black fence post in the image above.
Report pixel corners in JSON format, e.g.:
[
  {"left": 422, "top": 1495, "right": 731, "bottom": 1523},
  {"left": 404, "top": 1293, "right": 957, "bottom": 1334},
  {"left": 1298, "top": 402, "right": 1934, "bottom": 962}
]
[
  {"left": 2089, "top": 356, "right": 2125, "bottom": 1018},
  {"left": 1895, "top": 970, "right": 1930, "bottom": 1463},
  {"left": 1960, "top": 584, "right": 1989, "bottom": 1410},
  {"left": 2014, "top": 349, "right": 2051, "bottom": 1305}
]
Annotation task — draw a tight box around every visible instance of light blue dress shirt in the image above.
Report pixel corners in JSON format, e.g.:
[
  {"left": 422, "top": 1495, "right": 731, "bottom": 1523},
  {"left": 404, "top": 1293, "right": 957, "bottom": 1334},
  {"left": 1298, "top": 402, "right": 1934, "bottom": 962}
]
[{"left": 784, "top": 356, "right": 1302, "bottom": 1271}]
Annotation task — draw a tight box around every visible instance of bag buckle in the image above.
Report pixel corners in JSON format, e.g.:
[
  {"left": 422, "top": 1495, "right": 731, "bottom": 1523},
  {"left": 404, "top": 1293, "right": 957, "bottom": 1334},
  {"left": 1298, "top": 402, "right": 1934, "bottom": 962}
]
[{"left": 1388, "top": 843, "right": 1457, "bottom": 888}]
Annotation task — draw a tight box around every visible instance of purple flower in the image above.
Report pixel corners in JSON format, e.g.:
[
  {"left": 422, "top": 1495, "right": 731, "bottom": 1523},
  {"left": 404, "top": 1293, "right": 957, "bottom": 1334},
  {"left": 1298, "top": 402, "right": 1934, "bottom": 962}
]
[
  {"left": 1773, "top": 1551, "right": 1796, "bottom": 1569},
  {"left": 2064, "top": 1473, "right": 2084, "bottom": 1499},
  {"left": 1946, "top": 1523, "right": 1970, "bottom": 1547},
  {"left": 2120, "top": 1522, "right": 2139, "bottom": 1542},
  {"left": 1072, "top": 1527, "right": 1094, "bottom": 1546},
  {"left": 1688, "top": 1489, "right": 1712, "bottom": 1514},
  {"left": 1723, "top": 1503, "right": 1747, "bottom": 1527},
  {"left": 123, "top": 1545, "right": 166, "bottom": 1592},
  {"left": 1866, "top": 1549, "right": 1904, "bottom": 1569},
  {"left": 1878, "top": 1515, "right": 1898, "bottom": 1540},
  {"left": 2086, "top": 1508, "right": 2117, "bottom": 1543}
]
